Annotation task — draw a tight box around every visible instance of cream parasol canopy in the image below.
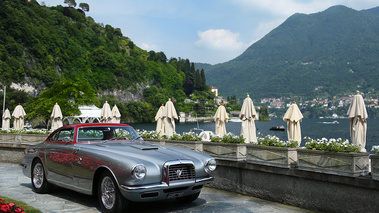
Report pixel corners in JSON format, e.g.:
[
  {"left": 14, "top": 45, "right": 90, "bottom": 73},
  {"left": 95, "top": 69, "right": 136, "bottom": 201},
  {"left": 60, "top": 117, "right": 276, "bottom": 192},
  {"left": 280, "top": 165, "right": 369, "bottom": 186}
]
[
  {"left": 100, "top": 101, "right": 112, "bottom": 123},
  {"left": 51, "top": 103, "right": 63, "bottom": 131},
  {"left": 214, "top": 103, "right": 228, "bottom": 136},
  {"left": 155, "top": 104, "right": 165, "bottom": 136},
  {"left": 2, "top": 108, "right": 11, "bottom": 130},
  {"left": 283, "top": 101, "right": 303, "bottom": 146},
  {"left": 162, "top": 99, "right": 178, "bottom": 137},
  {"left": 12, "top": 103, "right": 26, "bottom": 130},
  {"left": 240, "top": 94, "right": 258, "bottom": 143},
  {"left": 347, "top": 91, "right": 368, "bottom": 152},
  {"left": 111, "top": 104, "right": 121, "bottom": 123}
]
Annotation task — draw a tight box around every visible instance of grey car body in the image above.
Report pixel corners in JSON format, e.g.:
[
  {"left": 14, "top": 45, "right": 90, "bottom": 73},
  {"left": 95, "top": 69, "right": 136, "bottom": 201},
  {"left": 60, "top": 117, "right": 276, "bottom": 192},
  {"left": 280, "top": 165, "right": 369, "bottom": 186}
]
[{"left": 20, "top": 123, "right": 216, "bottom": 212}]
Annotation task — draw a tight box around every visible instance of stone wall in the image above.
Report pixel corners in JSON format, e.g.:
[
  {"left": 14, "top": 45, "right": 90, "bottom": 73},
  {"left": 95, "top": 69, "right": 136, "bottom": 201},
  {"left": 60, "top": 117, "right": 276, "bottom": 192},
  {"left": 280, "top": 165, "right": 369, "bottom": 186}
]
[{"left": 209, "top": 160, "right": 379, "bottom": 213}]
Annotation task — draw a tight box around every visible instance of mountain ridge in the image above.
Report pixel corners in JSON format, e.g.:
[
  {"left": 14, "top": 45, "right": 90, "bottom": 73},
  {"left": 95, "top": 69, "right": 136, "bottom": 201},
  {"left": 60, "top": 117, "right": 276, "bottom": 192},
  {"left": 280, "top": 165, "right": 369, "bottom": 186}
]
[{"left": 204, "top": 5, "right": 379, "bottom": 100}]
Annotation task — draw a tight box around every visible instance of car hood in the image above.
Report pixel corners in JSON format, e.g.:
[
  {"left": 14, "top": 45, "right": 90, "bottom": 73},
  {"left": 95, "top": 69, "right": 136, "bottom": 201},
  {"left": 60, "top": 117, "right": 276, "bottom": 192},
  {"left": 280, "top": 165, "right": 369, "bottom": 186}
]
[{"left": 77, "top": 141, "right": 202, "bottom": 165}]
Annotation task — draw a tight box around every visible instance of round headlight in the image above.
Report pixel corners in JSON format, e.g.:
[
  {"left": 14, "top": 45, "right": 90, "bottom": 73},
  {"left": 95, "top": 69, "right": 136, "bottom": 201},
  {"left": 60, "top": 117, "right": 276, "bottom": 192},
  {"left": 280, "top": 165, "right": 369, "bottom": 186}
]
[
  {"left": 205, "top": 158, "right": 217, "bottom": 173},
  {"left": 131, "top": 164, "right": 146, "bottom": 180}
]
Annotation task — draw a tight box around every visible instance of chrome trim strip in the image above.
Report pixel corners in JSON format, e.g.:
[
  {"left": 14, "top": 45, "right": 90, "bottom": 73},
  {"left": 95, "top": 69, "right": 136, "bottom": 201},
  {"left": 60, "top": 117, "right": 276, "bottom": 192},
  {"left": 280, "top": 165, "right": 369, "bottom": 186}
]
[
  {"left": 196, "top": 176, "right": 214, "bottom": 183},
  {"left": 120, "top": 182, "right": 168, "bottom": 191},
  {"left": 120, "top": 176, "right": 214, "bottom": 191}
]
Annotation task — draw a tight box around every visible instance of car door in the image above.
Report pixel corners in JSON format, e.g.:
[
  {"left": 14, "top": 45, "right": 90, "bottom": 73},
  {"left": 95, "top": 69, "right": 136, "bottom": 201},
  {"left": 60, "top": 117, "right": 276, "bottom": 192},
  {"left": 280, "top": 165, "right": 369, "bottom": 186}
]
[{"left": 45, "top": 128, "right": 76, "bottom": 187}]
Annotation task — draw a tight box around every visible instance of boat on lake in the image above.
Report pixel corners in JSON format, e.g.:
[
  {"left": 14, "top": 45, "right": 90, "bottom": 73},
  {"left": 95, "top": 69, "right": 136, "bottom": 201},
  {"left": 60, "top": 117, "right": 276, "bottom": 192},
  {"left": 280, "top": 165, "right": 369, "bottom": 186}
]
[{"left": 270, "top": 126, "right": 285, "bottom": 131}]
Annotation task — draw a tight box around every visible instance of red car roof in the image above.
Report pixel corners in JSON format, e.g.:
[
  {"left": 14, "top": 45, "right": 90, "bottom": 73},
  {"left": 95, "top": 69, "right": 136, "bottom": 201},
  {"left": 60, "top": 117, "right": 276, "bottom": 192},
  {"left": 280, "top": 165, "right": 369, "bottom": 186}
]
[{"left": 60, "top": 123, "right": 132, "bottom": 129}]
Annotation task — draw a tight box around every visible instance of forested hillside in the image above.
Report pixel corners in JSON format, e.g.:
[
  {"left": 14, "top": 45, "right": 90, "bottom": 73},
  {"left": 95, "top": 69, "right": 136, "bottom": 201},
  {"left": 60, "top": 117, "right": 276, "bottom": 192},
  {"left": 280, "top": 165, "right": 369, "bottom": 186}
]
[
  {"left": 205, "top": 5, "right": 379, "bottom": 100},
  {"left": 0, "top": 0, "right": 212, "bottom": 123}
]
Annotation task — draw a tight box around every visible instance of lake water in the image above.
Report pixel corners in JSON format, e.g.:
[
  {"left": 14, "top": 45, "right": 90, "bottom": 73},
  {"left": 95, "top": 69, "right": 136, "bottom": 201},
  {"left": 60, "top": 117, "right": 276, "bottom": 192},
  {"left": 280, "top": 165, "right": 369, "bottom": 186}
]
[{"left": 131, "top": 118, "right": 379, "bottom": 153}]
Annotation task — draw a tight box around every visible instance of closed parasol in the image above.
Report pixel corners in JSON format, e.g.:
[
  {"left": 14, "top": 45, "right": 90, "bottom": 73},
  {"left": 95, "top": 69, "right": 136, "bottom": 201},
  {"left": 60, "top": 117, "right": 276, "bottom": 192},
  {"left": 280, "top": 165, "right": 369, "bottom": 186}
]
[
  {"left": 2, "top": 108, "right": 11, "bottom": 130},
  {"left": 51, "top": 103, "right": 63, "bottom": 131},
  {"left": 283, "top": 101, "right": 303, "bottom": 146},
  {"left": 162, "top": 99, "right": 178, "bottom": 137},
  {"left": 12, "top": 103, "right": 26, "bottom": 130},
  {"left": 347, "top": 91, "right": 368, "bottom": 152},
  {"left": 240, "top": 95, "right": 258, "bottom": 143},
  {"left": 155, "top": 104, "right": 165, "bottom": 136},
  {"left": 100, "top": 101, "right": 112, "bottom": 123},
  {"left": 214, "top": 103, "right": 228, "bottom": 136},
  {"left": 111, "top": 104, "right": 121, "bottom": 123}
]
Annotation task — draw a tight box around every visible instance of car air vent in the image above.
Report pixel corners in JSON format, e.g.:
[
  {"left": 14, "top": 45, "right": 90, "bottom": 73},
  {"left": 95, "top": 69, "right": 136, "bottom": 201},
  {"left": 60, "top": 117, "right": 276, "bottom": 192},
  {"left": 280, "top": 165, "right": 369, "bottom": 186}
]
[
  {"left": 130, "top": 145, "right": 159, "bottom": 150},
  {"left": 141, "top": 147, "right": 159, "bottom": 151}
]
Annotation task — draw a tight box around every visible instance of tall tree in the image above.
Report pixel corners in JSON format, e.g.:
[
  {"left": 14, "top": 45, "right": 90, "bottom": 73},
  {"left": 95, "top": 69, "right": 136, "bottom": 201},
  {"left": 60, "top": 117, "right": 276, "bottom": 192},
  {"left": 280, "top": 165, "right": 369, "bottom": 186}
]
[
  {"left": 25, "top": 79, "right": 100, "bottom": 126},
  {"left": 79, "top": 3, "right": 89, "bottom": 12},
  {"left": 64, "top": 0, "right": 76, "bottom": 8}
]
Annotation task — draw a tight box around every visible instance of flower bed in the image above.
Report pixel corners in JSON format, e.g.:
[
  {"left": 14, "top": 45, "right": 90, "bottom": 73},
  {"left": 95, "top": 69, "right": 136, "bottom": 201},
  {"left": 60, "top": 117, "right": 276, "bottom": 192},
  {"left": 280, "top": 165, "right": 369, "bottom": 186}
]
[
  {"left": 0, "top": 197, "right": 25, "bottom": 213},
  {"left": 298, "top": 137, "right": 369, "bottom": 177},
  {"left": 304, "top": 137, "right": 360, "bottom": 153},
  {"left": 297, "top": 148, "right": 369, "bottom": 177}
]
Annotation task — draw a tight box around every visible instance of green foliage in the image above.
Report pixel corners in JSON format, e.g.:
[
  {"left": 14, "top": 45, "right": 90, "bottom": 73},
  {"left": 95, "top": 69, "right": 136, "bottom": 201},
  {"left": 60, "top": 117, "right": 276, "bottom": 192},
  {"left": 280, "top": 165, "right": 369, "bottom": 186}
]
[
  {"left": 205, "top": 5, "right": 379, "bottom": 100},
  {"left": 259, "top": 107, "right": 270, "bottom": 121},
  {"left": 0, "top": 0, "right": 214, "bottom": 123},
  {"left": 25, "top": 79, "right": 99, "bottom": 123}
]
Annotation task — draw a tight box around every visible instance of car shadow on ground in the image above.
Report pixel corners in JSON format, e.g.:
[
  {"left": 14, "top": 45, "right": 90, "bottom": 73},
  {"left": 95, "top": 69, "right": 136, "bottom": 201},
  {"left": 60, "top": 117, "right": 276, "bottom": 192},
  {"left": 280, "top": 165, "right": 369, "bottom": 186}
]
[{"left": 21, "top": 183, "right": 206, "bottom": 212}]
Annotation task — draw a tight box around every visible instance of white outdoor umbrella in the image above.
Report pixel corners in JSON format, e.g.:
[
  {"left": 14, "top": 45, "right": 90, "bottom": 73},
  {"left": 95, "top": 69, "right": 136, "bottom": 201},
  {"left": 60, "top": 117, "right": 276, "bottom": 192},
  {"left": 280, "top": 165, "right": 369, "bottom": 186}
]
[
  {"left": 12, "top": 104, "right": 26, "bottom": 130},
  {"left": 2, "top": 108, "right": 11, "bottom": 130},
  {"left": 155, "top": 104, "right": 165, "bottom": 136},
  {"left": 214, "top": 103, "right": 228, "bottom": 136},
  {"left": 51, "top": 103, "right": 63, "bottom": 131},
  {"left": 100, "top": 101, "right": 112, "bottom": 123},
  {"left": 240, "top": 95, "right": 258, "bottom": 143},
  {"left": 283, "top": 101, "right": 303, "bottom": 146},
  {"left": 347, "top": 91, "right": 368, "bottom": 152},
  {"left": 111, "top": 104, "right": 121, "bottom": 123},
  {"left": 162, "top": 99, "right": 178, "bottom": 137}
]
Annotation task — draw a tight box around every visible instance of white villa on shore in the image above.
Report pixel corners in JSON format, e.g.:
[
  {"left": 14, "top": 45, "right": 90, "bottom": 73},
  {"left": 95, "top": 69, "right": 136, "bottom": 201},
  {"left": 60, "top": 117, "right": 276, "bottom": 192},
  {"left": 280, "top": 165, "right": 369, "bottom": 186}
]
[{"left": 63, "top": 105, "right": 101, "bottom": 124}]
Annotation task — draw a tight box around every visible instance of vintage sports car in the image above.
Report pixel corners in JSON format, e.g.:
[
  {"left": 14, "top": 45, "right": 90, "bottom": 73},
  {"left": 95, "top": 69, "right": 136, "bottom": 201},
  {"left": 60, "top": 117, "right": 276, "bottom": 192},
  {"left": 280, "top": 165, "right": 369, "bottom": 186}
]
[{"left": 20, "top": 123, "right": 216, "bottom": 212}]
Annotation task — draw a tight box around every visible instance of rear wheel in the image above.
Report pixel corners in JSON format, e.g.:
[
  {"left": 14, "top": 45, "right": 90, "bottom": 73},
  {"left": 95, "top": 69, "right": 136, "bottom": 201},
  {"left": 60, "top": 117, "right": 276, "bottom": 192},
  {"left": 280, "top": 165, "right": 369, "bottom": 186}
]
[
  {"left": 31, "top": 159, "right": 51, "bottom": 193},
  {"left": 176, "top": 192, "right": 200, "bottom": 203},
  {"left": 98, "top": 171, "right": 129, "bottom": 213}
]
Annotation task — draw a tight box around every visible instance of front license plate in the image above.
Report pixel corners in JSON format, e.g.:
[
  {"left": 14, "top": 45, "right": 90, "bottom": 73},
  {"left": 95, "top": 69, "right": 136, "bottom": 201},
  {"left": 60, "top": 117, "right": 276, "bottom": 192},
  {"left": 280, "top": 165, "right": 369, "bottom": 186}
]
[{"left": 167, "top": 192, "right": 183, "bottom": 199}]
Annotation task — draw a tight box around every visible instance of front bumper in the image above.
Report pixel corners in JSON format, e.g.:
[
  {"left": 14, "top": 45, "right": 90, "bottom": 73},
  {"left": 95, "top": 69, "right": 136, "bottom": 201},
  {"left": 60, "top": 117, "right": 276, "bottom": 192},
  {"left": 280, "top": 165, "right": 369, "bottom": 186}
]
[{"left": 119, "top": 176, "right": 214, "bottom": 202}]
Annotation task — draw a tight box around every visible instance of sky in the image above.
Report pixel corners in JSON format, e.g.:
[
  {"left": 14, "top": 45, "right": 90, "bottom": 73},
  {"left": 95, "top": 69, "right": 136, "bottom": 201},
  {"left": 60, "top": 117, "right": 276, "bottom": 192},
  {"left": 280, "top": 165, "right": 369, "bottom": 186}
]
[{"left": 37, "top": 0, "right": 379, "bottom": 65}]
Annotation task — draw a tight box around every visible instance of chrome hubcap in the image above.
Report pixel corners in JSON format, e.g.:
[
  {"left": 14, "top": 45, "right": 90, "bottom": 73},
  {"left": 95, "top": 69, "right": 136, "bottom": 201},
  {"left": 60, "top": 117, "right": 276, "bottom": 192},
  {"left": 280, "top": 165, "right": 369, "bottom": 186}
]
[
  {"left": 33, "top": 163, "right": 44, "bottom": 188},
  {"left": 101, "top": 176, "right": 116, "bottom": 209}
]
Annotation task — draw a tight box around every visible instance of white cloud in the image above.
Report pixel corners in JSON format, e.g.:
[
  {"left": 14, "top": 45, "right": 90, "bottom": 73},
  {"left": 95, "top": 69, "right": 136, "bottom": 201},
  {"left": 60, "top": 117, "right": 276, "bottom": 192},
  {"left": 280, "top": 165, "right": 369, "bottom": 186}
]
[
  {"left": 140, "top": 43, "right": 160, "bottom": 52},
  {"left": 195, "top": 29, "right": 247, "bottom": 51}
]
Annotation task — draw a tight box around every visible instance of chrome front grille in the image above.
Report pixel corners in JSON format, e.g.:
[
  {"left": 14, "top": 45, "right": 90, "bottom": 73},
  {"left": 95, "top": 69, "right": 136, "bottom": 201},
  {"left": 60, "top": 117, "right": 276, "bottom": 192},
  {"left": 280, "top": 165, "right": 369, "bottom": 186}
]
[
  {"left": 163, "top": 160, "right": 196, "bottom": 184},
  {"left": 168, "top": 164, "right": 195, "bottom": 181}
]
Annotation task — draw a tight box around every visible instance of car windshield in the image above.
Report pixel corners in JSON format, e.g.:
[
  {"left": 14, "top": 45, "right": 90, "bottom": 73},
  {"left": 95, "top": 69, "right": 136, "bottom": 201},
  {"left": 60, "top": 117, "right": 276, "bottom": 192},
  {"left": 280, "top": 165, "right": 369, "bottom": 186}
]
[{"left": 77, "top": 126, "right": 141, "bottom": 142}]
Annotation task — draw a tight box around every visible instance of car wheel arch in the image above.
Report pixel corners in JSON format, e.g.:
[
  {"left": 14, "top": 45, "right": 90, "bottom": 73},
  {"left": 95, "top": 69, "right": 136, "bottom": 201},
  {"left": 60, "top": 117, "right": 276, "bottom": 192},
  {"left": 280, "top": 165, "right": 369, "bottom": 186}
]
[
  {"left": 92, "top": 166, "right": 120, "bottom": 196},
  {"left": 31, "top": 157, "right": 46, "bottom": 176}
]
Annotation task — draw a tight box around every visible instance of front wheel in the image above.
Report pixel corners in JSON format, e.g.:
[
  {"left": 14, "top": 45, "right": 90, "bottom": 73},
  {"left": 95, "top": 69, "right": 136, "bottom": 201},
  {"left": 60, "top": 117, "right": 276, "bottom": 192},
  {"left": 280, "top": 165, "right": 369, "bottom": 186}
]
[
  {"left": 98, "top": 171, "right": 129, "bottom": 213},
  {"left": 31, "top": 159, "right": 51, "bottom": 193}
]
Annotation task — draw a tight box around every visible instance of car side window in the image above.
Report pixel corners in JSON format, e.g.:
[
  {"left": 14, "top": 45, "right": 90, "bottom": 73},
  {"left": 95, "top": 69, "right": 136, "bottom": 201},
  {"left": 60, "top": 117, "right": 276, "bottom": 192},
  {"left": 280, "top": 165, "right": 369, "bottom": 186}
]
[{"left": 48, "top": 128, "right": 74, "bottom": 142}]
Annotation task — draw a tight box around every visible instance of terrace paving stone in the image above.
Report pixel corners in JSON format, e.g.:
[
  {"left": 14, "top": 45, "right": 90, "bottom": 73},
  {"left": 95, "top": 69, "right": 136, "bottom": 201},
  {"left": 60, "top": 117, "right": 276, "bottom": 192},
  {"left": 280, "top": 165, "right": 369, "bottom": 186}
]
[{"left": 0, "top": 162, "right": 315, "bottom": 213}]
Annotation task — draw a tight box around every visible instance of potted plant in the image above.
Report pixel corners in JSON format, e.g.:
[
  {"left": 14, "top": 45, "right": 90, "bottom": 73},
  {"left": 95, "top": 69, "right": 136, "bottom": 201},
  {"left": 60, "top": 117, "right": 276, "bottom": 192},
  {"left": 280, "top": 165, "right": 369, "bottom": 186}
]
[
  {"left": 246, "top": 135, "right": 298, "bottom": 168},
  {"left": 297, "top": 137, "right": 369, "bottom": 177},
  {"left": 370, "top": 146, "right": 379, "bottom": 181}
]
